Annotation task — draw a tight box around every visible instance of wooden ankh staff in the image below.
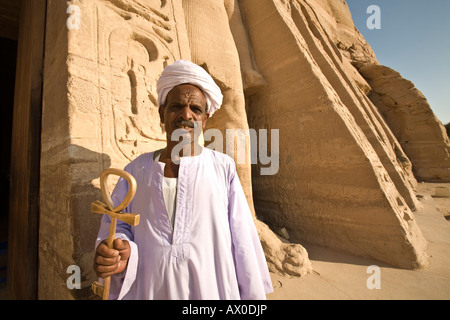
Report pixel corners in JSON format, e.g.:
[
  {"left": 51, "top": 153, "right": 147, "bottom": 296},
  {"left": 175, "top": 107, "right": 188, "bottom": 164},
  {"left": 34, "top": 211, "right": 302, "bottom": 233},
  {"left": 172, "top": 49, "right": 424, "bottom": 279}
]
[{"left": 91, "top": 168, "right": 140, "bottom": 300}]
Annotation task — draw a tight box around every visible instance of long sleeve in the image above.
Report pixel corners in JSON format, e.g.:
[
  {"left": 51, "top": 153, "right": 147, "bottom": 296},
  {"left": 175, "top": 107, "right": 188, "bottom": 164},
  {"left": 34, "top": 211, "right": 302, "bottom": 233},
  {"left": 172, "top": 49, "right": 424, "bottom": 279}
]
[{"left": 228, "top": 166, "right": 273, "bottom": 299}]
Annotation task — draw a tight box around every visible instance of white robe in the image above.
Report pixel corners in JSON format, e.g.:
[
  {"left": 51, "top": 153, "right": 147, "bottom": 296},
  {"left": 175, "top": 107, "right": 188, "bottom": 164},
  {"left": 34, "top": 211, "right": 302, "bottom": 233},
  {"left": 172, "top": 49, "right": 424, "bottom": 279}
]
[{"left": 96, "top": 147, "right": 273, "bottom": 300}]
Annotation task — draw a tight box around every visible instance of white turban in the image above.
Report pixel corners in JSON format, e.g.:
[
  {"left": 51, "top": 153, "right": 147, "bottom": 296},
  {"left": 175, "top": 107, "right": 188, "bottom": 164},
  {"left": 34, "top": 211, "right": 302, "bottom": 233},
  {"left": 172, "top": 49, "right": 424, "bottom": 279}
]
[{"left": 157, "top": 60, "right": 223, "bottom": 116}]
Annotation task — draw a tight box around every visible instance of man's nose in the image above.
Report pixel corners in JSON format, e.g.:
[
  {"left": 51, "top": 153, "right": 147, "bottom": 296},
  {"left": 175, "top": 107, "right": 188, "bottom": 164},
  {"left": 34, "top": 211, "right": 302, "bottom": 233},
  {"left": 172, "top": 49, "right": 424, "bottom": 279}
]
[{"left": 179, "top": 105, "right": 193, "bottom": 120}]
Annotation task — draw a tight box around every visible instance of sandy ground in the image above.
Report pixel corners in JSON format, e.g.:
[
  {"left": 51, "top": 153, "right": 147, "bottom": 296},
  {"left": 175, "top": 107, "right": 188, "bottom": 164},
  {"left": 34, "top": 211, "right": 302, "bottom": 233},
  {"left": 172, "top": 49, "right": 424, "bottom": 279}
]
[
  {"left": 1, "top": 183, "right": 449, "bottom": 300},
  {"left": 267, "top": 182, "right": 450, "bottom": 300}
]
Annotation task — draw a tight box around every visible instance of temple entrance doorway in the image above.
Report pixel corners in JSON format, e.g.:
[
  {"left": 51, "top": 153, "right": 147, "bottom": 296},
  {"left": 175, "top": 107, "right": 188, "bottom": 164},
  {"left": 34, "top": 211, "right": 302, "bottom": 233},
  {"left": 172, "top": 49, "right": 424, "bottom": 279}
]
[{"left": 0, "top": 0, "right": 46, "bottom": 299}]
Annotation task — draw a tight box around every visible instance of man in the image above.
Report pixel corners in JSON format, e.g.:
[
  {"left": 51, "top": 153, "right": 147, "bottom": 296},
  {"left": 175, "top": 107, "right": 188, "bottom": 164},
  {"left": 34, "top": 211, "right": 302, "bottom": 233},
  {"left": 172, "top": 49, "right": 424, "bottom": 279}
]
[{"left": 94, "top": 60, "right": 273, "bottom": 300}]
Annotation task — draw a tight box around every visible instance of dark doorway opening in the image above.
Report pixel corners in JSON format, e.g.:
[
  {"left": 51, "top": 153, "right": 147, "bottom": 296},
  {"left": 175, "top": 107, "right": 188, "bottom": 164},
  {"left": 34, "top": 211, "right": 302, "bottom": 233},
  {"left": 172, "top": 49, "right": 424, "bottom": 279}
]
[
  {"left": 0, "top": 19, "right": 19, "bottom": 295},
  {"left": 1, "top": 0, "right": 46, "bottom": 299}
]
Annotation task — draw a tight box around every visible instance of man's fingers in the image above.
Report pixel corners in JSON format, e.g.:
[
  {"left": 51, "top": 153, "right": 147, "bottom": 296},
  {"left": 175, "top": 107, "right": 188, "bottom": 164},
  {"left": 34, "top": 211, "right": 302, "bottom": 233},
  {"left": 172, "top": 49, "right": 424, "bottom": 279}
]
[
  {"left": 95, "top": 265, "right": 119, "bottom": 278},
  {"left": 96, "top": 241, "right": 120, "bottom": 258},
  {"left": 113, "top": 238, "right": 127, "bottom": 249},
  {"left": 94, "top": 238, "right": 130, "bottom": 277},
  {"left": 94, "top": 253, "right": 121, "bottom": 266},
  {"left": 114, "top": 238, "right": 131, "bottom": 261},
  {"left": 94, "top": 256, "right": 120, "bottom": 277}
]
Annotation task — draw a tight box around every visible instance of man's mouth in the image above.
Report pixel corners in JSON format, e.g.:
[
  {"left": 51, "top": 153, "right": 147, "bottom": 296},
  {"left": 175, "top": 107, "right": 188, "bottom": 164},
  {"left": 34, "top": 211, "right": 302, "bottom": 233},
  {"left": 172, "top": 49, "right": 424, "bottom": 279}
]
[{"left": 175, "top": 120, "right": 195, "bottom": 130}]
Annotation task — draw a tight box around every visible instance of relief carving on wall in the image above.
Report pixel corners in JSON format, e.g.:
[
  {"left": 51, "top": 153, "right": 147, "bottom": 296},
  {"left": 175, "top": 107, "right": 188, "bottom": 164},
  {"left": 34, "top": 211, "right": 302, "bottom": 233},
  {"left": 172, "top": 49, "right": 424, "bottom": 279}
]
[{"left": 101, "top": 0, "right": 179, "bottom": 160}]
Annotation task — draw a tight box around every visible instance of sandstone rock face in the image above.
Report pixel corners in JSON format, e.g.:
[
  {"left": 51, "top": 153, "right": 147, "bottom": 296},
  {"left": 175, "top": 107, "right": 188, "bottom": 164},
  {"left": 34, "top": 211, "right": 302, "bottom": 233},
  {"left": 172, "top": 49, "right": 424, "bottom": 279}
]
[
  {"left": 239, "top": 0, "right": 428, "bottom": 269},
  {"left": 37, "top": 0, "right": 449, "bottom": 299},
  {"left": 359, "top": 65, "right": 450, "bottom": 182}
]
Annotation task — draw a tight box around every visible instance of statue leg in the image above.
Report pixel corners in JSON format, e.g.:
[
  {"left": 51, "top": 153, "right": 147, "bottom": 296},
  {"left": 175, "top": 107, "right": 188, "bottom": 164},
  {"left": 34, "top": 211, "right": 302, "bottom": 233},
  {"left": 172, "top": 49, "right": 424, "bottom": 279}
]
[{"left": 182, "top": 0, "right": 312, "bottom": 277}]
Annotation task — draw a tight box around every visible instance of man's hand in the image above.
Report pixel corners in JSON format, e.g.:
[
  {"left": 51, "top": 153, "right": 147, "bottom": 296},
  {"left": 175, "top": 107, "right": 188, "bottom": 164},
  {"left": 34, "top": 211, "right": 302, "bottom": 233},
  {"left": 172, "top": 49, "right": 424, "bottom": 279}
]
[{"left": 94, "top": 238, "right": 131, "bottom": 278}]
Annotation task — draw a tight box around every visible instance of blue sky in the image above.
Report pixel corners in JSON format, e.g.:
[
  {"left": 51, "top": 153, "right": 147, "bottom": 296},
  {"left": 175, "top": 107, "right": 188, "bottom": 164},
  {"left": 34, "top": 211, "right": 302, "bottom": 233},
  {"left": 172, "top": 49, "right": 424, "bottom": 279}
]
[{"left": 346, "top": 0, "right": 450, "bottom": 124}]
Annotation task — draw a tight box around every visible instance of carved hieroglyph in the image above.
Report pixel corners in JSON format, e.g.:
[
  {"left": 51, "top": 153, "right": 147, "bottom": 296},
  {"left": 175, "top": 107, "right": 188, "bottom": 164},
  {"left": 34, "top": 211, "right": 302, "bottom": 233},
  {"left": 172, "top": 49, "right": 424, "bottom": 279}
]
[
  {"left": 108, "top": 28, "right": 169, "bottom": 160},
  {"left": 100, "top": 0, "right": 183, "bottom": 162}
]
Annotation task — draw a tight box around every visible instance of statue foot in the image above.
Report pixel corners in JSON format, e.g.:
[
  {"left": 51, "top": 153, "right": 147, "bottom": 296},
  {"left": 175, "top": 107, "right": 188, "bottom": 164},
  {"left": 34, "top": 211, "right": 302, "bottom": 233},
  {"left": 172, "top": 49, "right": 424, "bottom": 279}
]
[{"left": 255, "top": 219, "right": 313, "bottom": 278}]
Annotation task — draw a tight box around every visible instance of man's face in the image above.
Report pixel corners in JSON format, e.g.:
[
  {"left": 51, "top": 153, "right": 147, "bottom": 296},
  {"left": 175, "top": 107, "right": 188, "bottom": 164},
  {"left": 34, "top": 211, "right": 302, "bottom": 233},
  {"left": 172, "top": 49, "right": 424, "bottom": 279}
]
[{"left": 159, "top": 84, "right": 209, "bottom": 141}]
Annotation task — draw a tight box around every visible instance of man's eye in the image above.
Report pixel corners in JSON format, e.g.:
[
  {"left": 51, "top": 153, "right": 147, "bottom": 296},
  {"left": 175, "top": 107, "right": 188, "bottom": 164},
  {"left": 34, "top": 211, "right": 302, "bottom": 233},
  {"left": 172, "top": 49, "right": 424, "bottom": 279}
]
[{"left": 169, "top": 104, "right": 182, "bottom": 110}]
